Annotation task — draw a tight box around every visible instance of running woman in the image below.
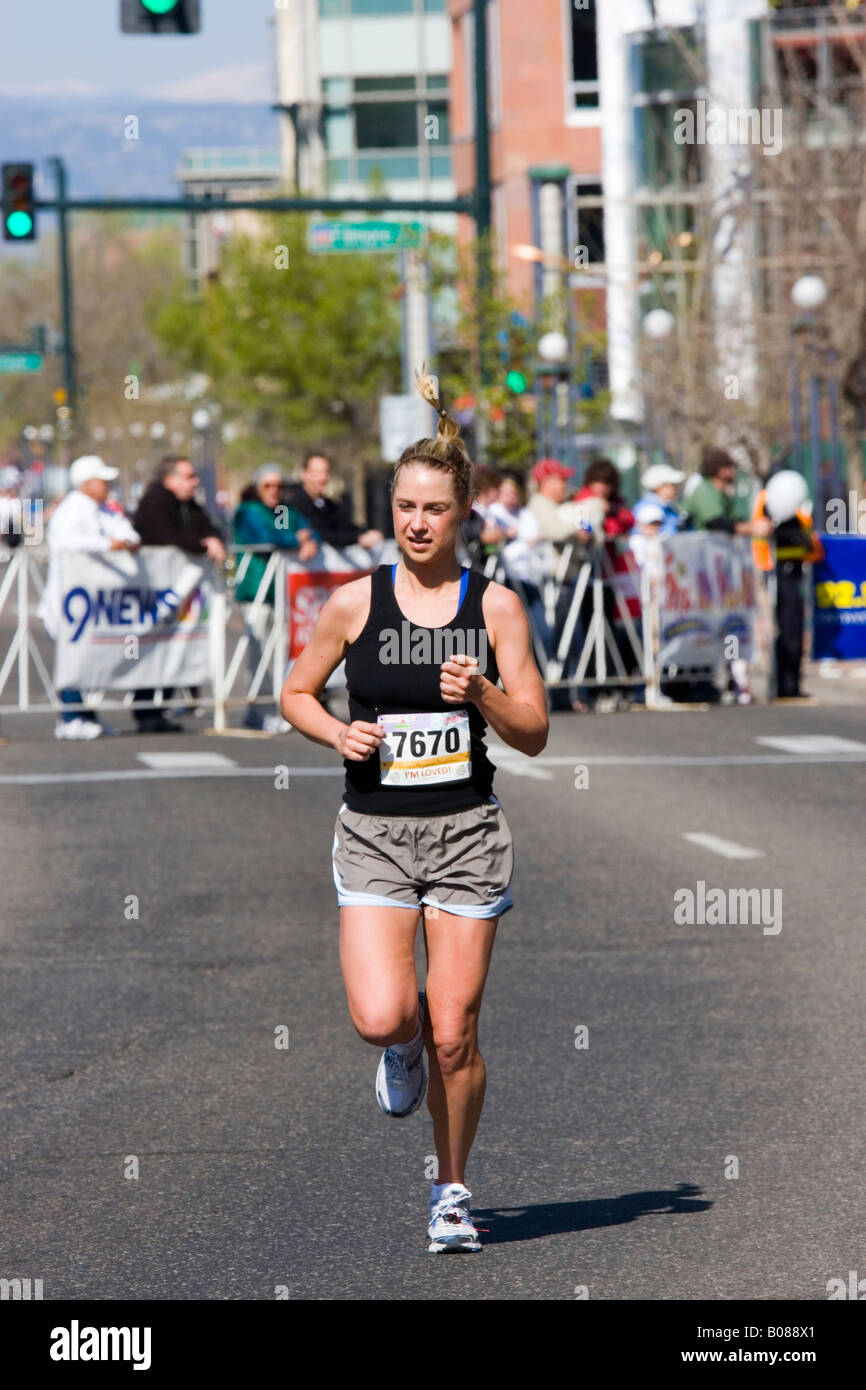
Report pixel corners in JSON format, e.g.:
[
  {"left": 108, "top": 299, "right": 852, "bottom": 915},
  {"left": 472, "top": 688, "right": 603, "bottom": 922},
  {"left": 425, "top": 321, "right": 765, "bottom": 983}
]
[{"left": 280, "top": 373, "right": 548, "bottom": 1252}]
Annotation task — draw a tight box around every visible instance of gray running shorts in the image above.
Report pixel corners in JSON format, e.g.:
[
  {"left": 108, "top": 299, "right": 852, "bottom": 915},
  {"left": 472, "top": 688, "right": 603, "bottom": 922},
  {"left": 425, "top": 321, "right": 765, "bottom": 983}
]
[{"left": 332, "top": 796, "right": 514, "bottom": 919}]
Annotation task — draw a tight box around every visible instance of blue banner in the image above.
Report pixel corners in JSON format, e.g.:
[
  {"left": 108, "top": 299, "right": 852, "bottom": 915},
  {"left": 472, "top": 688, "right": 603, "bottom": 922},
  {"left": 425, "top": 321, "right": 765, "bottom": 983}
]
[{"left": 812, "top": 536, "right": 866, "bottom": 659}]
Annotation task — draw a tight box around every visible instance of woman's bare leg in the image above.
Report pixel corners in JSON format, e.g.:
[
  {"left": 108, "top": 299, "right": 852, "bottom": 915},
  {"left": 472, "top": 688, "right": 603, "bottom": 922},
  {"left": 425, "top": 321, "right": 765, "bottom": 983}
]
[
  {"left": 339, "top": 904, "right": 422, "bottom": 1045},
  {"left": 421, "top": 909, "right": 499, "bottom": 1185}
]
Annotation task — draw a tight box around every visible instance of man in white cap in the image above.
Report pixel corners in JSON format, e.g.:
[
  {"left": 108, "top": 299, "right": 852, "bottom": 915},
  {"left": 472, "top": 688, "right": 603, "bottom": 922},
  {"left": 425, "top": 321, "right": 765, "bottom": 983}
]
[
  {"left": 39, "top": 456, "right": 140, "bottom": 740},
  {"left": 633, "top": 463, "right": 689, "bottom": 534}
]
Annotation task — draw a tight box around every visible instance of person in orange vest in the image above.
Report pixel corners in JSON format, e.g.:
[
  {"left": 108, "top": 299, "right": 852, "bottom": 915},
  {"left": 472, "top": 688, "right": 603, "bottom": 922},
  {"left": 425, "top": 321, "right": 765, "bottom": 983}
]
[{"left": 752, "top": 474, "right": 824, "bottom": 699}]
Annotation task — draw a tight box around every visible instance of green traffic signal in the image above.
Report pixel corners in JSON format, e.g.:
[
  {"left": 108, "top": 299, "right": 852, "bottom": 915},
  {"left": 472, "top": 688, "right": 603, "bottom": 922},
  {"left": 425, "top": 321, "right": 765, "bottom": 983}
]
[
  {"left": 506, "top": 369, "right": 528, "bottom": 394},
  {"left": 121, "top": 0, "right": 199, "bottom": 32},
  {"left": 2, "top": 163, "right": 36, "bottom": 242},
  {"left": 5, "top": 210, "right": 34, "bottom": 238}
]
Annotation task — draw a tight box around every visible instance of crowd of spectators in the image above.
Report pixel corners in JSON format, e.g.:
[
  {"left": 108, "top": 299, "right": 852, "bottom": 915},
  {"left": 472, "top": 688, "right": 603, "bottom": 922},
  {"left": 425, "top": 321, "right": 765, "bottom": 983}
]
[{"left": 2, "top": 438, "right": 816, "bottom": 735}]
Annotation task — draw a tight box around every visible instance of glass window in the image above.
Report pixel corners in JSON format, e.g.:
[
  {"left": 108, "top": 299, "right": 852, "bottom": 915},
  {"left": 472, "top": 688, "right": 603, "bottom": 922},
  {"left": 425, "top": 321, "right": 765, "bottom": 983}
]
[
  {"left": 319, "top": 0, "right": 345, "bottom": 16},
  {"left": 568, "top": 1, "right": 599, "bottom": 109},
  {"left": 351, "top": 0, "right": 414, "bottom": 15},
  {"left": 574, "top": 182, "right": 605, "bottom": 263},
  {"left": 326, "top": 157, "right": 353, "bottom": 183},
  {"left": 325, "top": 109, "right": 353, "bottom": 156},
  {"left": 356, "top": 100, "right": 418, "bottom": 148},
  {"left": 430, "top": 154, "right": 452, "bottom": 178},
  {"left": 634, "top": 28, "right": 700, "bottom": 96},
  {"left": 426, "top": 75, "right": 448, "bottom": 90},
  {"left": 636, "top": 100, "right": 703, "bottom": 189},
  {"left": 358, "top": 153, "right": 420, "bottom": 178},
  {"left": 424, "top": 0, "right": 446, "bottom": 11},
  {"left": 323, "top": 78, "right": 351, "bottom": 104},
  {"left": 355, "top": 76, "right": 416, "bottom": 92}
]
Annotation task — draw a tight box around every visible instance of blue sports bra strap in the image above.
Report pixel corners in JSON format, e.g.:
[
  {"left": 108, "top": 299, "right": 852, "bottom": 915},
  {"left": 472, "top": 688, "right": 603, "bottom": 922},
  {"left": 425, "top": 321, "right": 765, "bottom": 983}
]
[{"left": 391, "top": 563, "right": 469, "bottom": 606}]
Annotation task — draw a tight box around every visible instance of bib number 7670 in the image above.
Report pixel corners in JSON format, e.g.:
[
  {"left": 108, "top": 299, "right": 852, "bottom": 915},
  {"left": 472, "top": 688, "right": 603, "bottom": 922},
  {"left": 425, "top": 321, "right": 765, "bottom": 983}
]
[{"left": 378, "top": 710, "right": 471, "bottom": 787}]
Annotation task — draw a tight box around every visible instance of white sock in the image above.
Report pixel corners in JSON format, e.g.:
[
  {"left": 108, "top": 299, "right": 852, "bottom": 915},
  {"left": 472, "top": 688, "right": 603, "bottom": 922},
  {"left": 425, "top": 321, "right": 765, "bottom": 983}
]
[{"left": 431, "top": 1181, "right": 469, "bottom": 1204}]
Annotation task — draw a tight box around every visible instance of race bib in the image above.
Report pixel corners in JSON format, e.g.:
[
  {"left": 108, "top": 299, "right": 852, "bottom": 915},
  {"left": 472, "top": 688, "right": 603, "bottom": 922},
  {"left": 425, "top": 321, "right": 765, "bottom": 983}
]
[{"left": 378, "top": 710, "right": 471, "bottom": 787}]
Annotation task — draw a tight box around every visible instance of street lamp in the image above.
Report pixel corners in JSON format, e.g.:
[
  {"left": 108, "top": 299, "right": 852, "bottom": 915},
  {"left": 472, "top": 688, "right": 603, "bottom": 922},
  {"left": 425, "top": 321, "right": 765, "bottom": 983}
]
[
  {"left": 643, "top": 308, "right": 676, "bottom": 341},
  {"left": 538, "top": 331, "right": 568, "bottom": 364},
  {"left": 642, "top": 309, "right": 677, "bottom": 465},
  {"left": 791, "top": 275, "right": 828, "bottom": 313},
  {"left": 192, "top": 407, "right": 216, "bottom": 511},
  {"left": 789, "top": 274, "right": 832, "bottom": 521}
]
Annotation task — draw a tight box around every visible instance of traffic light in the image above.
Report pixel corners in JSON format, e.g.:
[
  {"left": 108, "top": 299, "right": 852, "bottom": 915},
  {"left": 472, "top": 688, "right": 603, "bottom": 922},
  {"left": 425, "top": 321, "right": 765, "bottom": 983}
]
[
  {"left": 2, "top": 164, "right": 36, "bottom": 242},
  {"left": 120, "top": 0, "right": 201, "bottom": 34},
  {"left": 506, "top": 369, "right": 528, "bottom": 395}
]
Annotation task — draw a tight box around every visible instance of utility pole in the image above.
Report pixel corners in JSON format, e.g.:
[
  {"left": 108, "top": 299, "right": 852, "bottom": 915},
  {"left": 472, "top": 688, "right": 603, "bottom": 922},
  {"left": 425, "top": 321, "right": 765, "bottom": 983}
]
[
  {"left": 48, "top": 157, "right": 78, "bottom": 425},
  {"left": 473, "top": 0, "right": 492, "bottom": 461}
]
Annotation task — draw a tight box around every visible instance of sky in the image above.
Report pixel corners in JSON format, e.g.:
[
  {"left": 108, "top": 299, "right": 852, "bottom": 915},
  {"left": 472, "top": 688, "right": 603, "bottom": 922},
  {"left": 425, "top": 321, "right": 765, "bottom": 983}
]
[{"left": 0, "top": 0, "right": 279, "bottom": 103}]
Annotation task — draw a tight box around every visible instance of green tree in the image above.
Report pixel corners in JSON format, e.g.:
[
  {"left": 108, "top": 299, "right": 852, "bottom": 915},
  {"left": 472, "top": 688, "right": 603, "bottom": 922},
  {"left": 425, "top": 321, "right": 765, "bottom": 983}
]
[{"left": 151, "top": 213, "right": 403, "bottom": 478}]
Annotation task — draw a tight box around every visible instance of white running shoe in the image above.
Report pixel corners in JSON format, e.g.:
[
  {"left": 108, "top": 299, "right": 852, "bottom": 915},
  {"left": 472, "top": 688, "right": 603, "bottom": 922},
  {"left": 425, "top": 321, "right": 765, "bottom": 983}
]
[
  {"left": 375, "top": 991, "right": 427, "bottom": 1117},
  {"left": 428, "top": 1184, "right": 482, "bottom": 1253},
  {"left": 54, "top": 718, "right": 103, "bottom": 741}
]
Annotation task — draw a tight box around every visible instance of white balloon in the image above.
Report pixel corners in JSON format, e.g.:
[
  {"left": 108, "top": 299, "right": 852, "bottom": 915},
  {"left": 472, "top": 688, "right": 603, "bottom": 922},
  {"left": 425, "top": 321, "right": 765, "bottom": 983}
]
[{"left": 765, "top": 469, "right": 808, "bottom": 522}]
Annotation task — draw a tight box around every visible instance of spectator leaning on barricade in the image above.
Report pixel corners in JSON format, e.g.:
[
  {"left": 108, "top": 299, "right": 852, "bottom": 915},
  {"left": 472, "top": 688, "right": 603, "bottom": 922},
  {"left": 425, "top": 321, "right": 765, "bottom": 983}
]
[
  {"left": 685, "top": 447, "right": 774, "bottom": 704},
  {"left": 285, "top": 451, "right": 384, "bottom": 553},
  {"left": 685, "top": 447, "right": 772, "bottom": 542},
  {"left": 633, "top": 463, "right": 690, "bottom": 535},
  {"left": 528, "top": 457, "right": 596, "bottom": 711},
  {"left": 460, "top": 463, "right": 506, "bottom": 571},
  {"left": 38, "top": 456, "right": 141, "bottom": 742},
  {"left": 486, "top": 469, "right": 553, "bottom": 663},
  {"left": 233, "top": 465, "right": 319, "bottom": 734},
  {"left": 131, "top": 454, "right": 227, "bottom": 733}
]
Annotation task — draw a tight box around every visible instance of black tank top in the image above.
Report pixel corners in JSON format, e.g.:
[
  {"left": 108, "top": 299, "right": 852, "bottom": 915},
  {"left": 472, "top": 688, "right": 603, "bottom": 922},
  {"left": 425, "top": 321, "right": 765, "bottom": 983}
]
[{"left": 343, "top": 563, "right": 499, "bottom": 815}]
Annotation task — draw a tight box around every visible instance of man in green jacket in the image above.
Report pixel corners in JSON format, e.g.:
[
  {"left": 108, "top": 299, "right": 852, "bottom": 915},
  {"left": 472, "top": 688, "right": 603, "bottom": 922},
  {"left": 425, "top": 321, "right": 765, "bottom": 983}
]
[
  {"left": 686, "top": 447, "right": 773, "bottom": 540},
  {"left": 233, "top": 465, "right": 318, "bottom": 732}
]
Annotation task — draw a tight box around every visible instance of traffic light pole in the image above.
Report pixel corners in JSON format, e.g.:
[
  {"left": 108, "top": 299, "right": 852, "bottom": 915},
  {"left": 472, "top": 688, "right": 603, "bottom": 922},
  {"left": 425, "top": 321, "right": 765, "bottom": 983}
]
[{"left": 48, "top": 156, "right": 77, "bottom": 420}]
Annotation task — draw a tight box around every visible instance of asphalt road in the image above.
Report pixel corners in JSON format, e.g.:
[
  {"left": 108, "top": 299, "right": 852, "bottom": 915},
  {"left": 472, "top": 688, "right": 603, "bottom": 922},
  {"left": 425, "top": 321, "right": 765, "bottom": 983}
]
[{"left": 1, "top": 698, "right": 865, "bottom": 1301}]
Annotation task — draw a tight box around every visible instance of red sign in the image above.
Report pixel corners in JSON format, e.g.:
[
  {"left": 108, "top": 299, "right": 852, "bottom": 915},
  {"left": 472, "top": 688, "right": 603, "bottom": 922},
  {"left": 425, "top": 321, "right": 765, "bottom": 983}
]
[{"left": 288, "top": 568, "right": 373, "bottom": 659}]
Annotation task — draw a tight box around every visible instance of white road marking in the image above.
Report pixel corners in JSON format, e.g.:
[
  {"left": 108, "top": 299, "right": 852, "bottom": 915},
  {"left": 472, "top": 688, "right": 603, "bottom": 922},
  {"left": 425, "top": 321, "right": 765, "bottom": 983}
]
[
  {"left": 136, "top": 751, "right": 237, "bottom": 769},
  {"left": 0, "top": 767, "right": 344, "bottom": 786},
  {"left": 755, "top": 735, "right": 866, "bottom": 755},
  {"left": 682, "top": 832, "right": 764, "bottom": 860},
  {"left": 492, "top": 753, "right": 554, "bottom": 781},
  {"left": 3, "top": 746, "right": 866, "bottom": 787}
]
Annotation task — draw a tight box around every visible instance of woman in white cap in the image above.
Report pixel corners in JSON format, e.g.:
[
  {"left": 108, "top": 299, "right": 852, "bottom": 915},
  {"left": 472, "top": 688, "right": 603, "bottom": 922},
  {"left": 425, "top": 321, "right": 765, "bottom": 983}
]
[{"left": 40, "top": 456, "right": 140, "bottom": 740}]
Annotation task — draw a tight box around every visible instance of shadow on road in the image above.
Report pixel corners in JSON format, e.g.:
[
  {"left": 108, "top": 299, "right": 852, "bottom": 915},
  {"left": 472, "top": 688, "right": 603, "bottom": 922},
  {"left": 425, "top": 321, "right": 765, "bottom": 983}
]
[{"left": 473, "top": 1182, "right": 712, "bottom": 1245}]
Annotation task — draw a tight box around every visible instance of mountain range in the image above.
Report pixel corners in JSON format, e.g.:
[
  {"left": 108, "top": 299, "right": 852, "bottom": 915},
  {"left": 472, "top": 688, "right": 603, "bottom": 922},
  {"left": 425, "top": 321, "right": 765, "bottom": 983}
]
[{"left": 0, "top": 97, "right": 280, "bottom": 201}]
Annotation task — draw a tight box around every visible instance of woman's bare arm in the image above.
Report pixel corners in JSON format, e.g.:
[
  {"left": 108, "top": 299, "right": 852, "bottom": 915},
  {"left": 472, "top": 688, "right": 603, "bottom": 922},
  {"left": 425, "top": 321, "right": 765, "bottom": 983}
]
[{"left": 279, "top": 580, "right": 383, "bottom": 761}]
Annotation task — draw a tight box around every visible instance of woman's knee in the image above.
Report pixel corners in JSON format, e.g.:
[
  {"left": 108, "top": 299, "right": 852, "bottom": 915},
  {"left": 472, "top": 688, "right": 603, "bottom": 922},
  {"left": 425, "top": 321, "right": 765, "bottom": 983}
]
[
  {"left": 349, "top": 997, "right": 419, "bottom": 1047},
  {"left": 431, "top": 1014, "right": 479, "bottom": 1076}
]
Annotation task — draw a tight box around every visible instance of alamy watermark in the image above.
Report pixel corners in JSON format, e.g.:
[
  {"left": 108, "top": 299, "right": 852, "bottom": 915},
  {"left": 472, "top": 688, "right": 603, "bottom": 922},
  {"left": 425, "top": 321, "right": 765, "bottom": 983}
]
[
  {"left": 674, "top": 880, "right": 782, "bottom": 936},
  {"left": 378, "top": 621, "right": 489, "bottom": 675},
  {"left": 674, "top": 99, "right": 782, "bottom": 157},
  {"left": 0, "top": 498, "right": 43, "bottom": 547}
]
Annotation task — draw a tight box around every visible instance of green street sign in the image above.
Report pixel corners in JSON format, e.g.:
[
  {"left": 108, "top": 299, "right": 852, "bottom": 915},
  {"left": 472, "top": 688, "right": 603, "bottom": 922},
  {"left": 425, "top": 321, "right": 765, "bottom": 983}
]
[
  {"left": 0, "top": 352, "right": 43, "bottom": 373},
  {"left": 308, "top": 220, "right": 423, "bottom": 253}
]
